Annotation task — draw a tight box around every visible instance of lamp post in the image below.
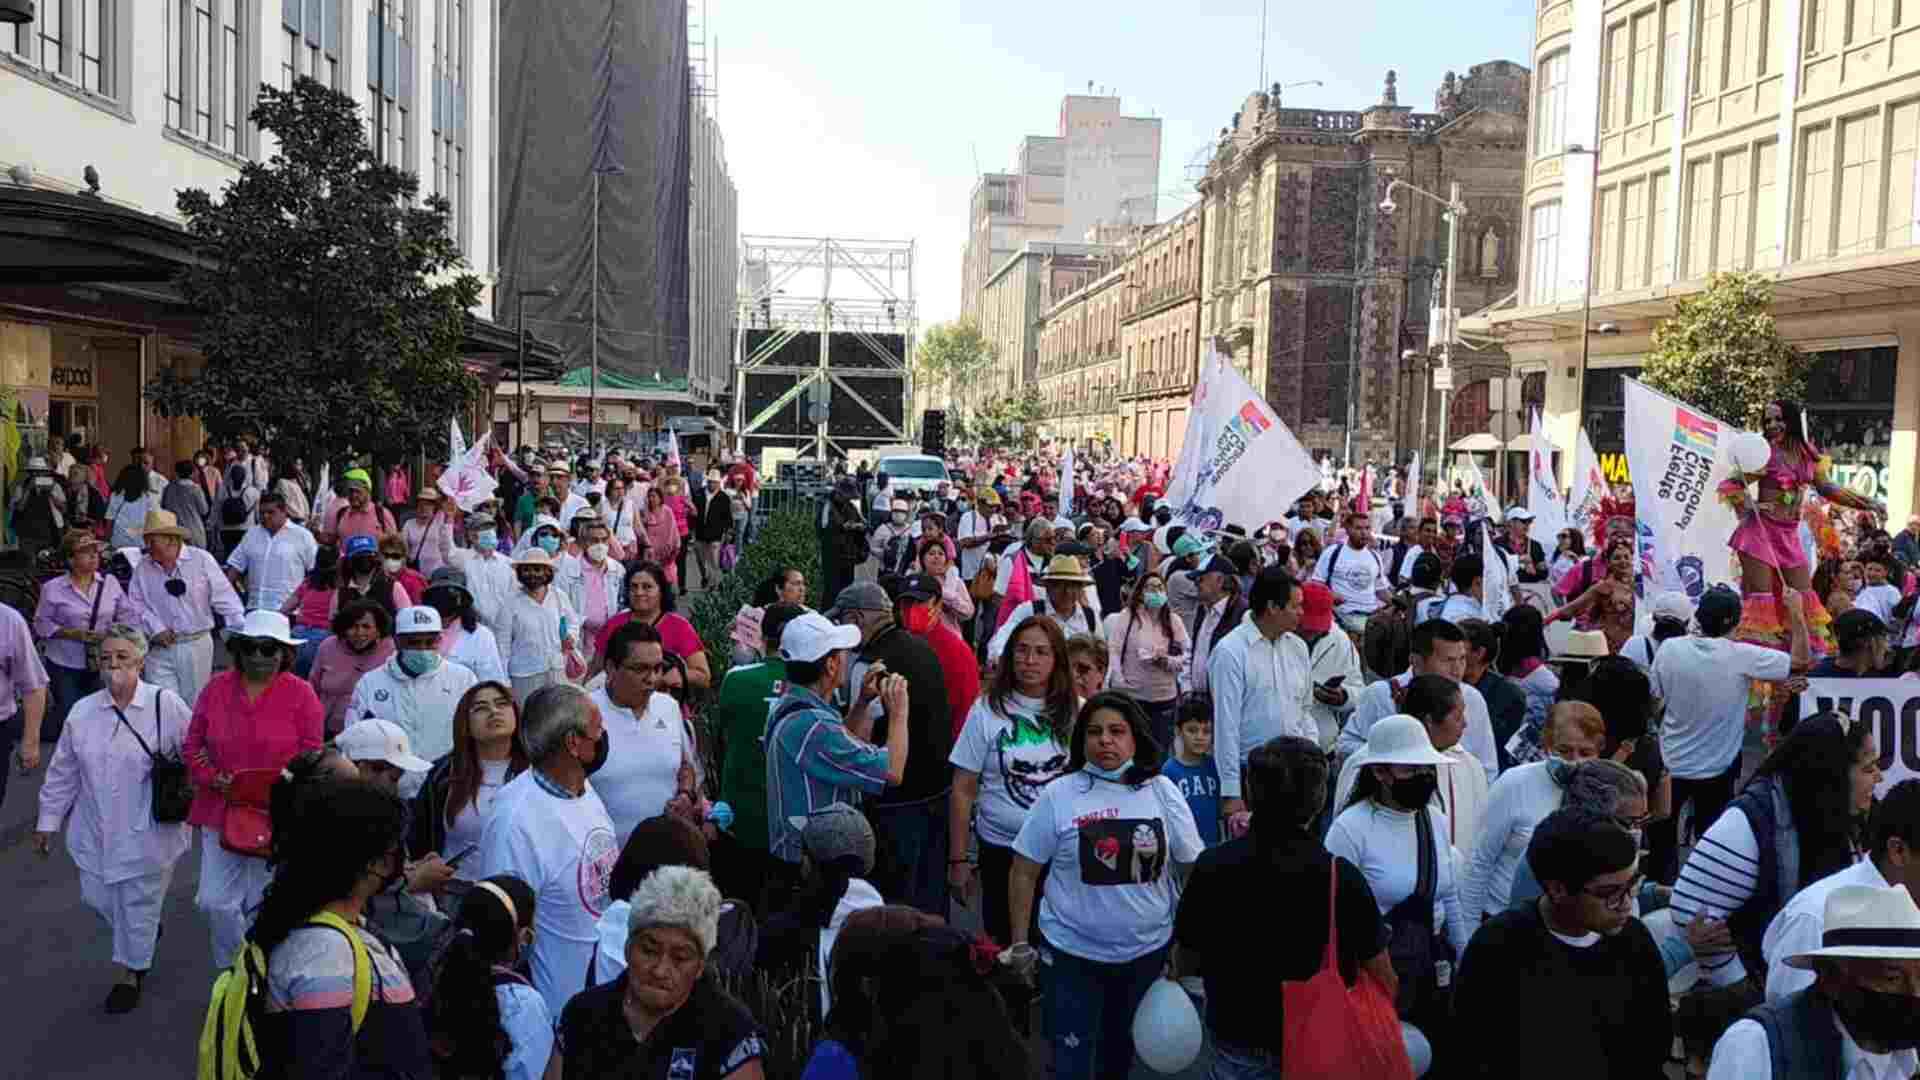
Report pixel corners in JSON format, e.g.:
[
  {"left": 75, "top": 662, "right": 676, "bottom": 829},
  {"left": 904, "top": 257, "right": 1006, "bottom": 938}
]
[
  {"left": 1381, "top": 178, "right": 1466, "bottom": 490},
  {"left": 515, "top": 285, "right": 558, "bottom": 450}
]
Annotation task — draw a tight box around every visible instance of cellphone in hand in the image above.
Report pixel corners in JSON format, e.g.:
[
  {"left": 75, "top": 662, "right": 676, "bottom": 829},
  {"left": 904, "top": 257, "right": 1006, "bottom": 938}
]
[
  {"left": 445, "top": 843, "right": 479, "bottom": 869},
  {"left": 1322, "top": 675, "right": 1346, "bottom": 689}
]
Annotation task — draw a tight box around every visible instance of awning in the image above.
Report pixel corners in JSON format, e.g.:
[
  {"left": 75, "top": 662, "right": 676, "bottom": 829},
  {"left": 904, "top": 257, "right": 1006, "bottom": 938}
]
[
  {"left": 1450, "top": 433, "right": 1503, "bottom": 452},
  {"left": 1506, "top": 432, "right": 1550, "bottom": 451}
]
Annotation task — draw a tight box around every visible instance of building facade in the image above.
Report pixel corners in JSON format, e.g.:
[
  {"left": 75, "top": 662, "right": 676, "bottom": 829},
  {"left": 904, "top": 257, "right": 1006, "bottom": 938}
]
[
  {"left": 960, "top": 93, "right": 1162, "bottom": 324},
  {"left": 1475, "top": 0, "right": 1920, "bottom": 516},
  {"left": 689, "top": 95, "right": 739, "bottom": 406},
  {"left": 1036, "top": 268, "right": 1123, "bottom": 446},
  {"left": 1197, "top": 66, "right": 1531, "bottom": 467},
  {"left": 972, "top": 241, "right": 1115, "bottom": 423},
  {"left": 1117, "top": 204, "right": 1206, "bottom": 459},
  {"left": 0, "top": 0, "right": 511, "bottom": 472}
]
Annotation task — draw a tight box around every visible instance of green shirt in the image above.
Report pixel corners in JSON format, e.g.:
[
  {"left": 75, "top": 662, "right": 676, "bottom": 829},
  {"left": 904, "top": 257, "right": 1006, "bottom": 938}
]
[
  {"left": 513, "top": 490, "right": 541, "bottom": 531},
  {"left": 714, "top": 656, "right": 788, "bottom": 853}
]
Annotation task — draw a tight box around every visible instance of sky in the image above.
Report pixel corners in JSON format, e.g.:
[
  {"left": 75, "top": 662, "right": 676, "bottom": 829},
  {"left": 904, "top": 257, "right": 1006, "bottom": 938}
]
[{"left": 706, "top": 0, "right": 1539, "bottom": 328}]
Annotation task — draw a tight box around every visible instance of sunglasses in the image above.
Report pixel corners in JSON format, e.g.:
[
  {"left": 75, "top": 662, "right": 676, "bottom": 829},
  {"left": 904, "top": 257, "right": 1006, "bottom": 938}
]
[{"left": 235, "top": 639, "right": 285, "bottom": 659}]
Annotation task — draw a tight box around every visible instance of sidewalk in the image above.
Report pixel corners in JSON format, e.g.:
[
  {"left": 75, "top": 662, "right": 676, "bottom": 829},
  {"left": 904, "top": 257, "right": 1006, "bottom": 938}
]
[{"left": 1, "top": 757, "right": 49, "bottom": 851}]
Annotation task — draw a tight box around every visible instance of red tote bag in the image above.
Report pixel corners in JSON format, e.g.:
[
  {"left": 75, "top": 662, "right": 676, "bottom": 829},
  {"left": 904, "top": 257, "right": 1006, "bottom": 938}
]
[{"left": 1281, "top": 861, "right": 1415, "bottom": 1080}]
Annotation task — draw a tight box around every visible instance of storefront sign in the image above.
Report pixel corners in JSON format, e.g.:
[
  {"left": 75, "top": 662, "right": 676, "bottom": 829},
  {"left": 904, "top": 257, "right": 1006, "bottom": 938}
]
[
  {"left": 1800, "top": 679, "right": 1920, "bottom": 795},
  {"left": 1597, "top": 451, "right": 1890, "bottom": 498},
  {"left": 51, "top": 354, "right": 96, "bottom": 397}
]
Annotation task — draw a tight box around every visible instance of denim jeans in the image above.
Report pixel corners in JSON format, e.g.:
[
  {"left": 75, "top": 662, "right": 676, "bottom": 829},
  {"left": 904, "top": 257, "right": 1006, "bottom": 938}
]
[
  {"left": 867, "top": 795, "right": 950, "bottom": 918},
  {"left": 45, "top": 661, "right": 100, "bottom": 747},
  {"left": 1209, "top": 1039, "right": 1282, "bottom": 1080},
  {"left": 1039, "top": 939, "right": 1168, "bottom": 1080}
]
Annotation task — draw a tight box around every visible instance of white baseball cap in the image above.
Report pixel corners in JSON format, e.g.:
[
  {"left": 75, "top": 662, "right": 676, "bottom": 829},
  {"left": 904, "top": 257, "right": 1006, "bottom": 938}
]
[
  {"left": 394, "top": 606, "right": 443, "bottom": 636},
  {"left": 336, "top": 718, "right": 433, "bottom": 772},
  {"left": 1648, "top": 591, "right": 1694, "bottom": 623},
  {"left": 779, "top": 611, "right": 862, "bottom": 663}
]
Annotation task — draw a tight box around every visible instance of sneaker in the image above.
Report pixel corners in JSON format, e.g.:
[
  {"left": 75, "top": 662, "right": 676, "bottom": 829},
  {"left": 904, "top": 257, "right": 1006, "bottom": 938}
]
[{"left": 104, "top": 972, "right": 143, "bottom": 1015}]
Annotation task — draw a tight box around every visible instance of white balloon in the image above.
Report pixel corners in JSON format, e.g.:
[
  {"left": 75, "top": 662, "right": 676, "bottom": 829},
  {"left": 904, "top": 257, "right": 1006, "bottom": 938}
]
[
  {"left": 1403, "top": 1022, "right": 1434, "bottom": 1077},
  {"left": 1728, "top": 431, "right": 1772, "bottom": 475},
  {"left": 1131, "top": 978, "right": 1203, "bottom": 1074}
]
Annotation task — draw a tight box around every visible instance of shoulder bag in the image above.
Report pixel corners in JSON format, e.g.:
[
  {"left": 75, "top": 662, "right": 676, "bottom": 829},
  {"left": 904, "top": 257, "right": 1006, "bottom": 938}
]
[
  {"left": 112, "top": 701, "right": 194, "bottom": 824},
  {"left": 1383, "top": 807, "right": 1453, "bottom": 1021},
  {"left": 82, "top": 575, "right": 107, "bottom": 671},
  {"left": 1280, "top": 859, "right": 1415, "bottom": 1079}
]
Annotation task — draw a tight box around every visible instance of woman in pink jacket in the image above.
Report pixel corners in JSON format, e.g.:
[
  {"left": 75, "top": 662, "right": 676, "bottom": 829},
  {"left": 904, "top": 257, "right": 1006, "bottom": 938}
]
[
  {"left": 384, "top": 463, "right": 412, "bottom": 518},
  {"left": 661, "top": 474, "right": 694, "bottom": 588},
  {"left": 182, "top": 610, "right": 323, "bottom": 969},
  {"left": 642, "top": 486, "right": 680, "bottom": 583}
]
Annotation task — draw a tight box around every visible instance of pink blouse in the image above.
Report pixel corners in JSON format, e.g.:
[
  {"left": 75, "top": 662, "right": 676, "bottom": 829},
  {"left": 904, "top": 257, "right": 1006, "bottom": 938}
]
[
  {"left": 308, "top": 636, "right": 395, "bottom": 735},
  {"left": 183, "top": 672, "right": 324, "bottom": 828}
]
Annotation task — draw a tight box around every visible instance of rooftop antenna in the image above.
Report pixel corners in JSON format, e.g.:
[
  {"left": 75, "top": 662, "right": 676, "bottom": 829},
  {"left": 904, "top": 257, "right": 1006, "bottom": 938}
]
[{"left": 1258, "top": 0, "right": 1269, "bottom": 90}]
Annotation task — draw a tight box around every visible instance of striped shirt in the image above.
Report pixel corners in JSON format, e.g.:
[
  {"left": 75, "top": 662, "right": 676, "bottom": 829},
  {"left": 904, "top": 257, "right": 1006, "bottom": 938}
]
[
  {"left": 1670, "top": 807, "right": 1765, "bottom": 987},
  {"left": 765, "top": 684, "right": 890, "bottom": 864}
]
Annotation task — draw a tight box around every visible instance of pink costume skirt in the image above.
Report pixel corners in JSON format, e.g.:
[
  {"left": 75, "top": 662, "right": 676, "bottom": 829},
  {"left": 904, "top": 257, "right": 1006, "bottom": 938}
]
[{"left": 1729, "top": 512, "right": 1807, "bottom": 571}]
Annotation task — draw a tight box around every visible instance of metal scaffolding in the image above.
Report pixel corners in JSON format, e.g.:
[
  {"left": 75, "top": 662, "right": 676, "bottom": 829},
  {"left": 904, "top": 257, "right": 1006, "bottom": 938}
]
[{"left": 733, "top": 235, "right": 916, "bottom": 459}]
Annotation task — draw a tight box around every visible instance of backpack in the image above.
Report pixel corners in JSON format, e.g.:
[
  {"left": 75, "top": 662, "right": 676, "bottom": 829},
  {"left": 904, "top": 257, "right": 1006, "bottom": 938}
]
[
  {"left": 14, "top": 484, "right": 58, "bottom": 541},
  {"left": 221, "top": 464, "right": 251, "bottom": 527},
  {"left": 198, "top": 911, "right": 370, "bottom": 1080},
  {"left": 1362, "top": 591, "right": 1417, "bottom": 679}
]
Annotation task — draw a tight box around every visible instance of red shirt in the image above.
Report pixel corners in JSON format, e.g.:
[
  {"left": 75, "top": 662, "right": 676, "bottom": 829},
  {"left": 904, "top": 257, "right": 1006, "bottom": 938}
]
[
  {"left": 182, "top": 671, "right": 324, "bottom": 828},
  {"left": 920, "top": 621, "right": 980, "bottom": 740}
]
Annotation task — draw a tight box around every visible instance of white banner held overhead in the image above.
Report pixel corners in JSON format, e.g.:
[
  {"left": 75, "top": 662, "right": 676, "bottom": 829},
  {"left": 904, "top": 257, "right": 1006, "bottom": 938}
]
[
  {"left": 1526, "top": 409, "right": 1566, "bottom": 544},
  {"left": 1570, "top": 425, "right": 1609, "bottom": 519},
  {"left": 1620, "top": 377, "right": 1740, "bottom": 595},
  {"left": 1164, "top": 346, "right": 1321, "bottom": 533},
  {"left": 439, "top": 431, "right": 499, "bottom": 511},
  {"left": 1799, "top": 679, "right": 1916, "bottom": 796},
  {"left": 1483, "top": 522, "right": 1511, "bottom": 624},
  {"left": 449, "top": 416, "right": 467, "bottom": 463}
]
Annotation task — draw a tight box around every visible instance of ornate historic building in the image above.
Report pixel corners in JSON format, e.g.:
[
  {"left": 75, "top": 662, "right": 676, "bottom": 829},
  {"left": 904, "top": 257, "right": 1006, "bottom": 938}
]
[
  {"left": 1195, "top": 64, "right": 1531, "bottom": 466},
  {"left": 1036, "top": 270, "right": 1124, "bottom": 446}
]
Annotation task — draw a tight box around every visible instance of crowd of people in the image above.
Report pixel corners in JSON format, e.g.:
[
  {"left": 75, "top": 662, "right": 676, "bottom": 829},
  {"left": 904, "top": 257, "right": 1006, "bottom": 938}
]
[{"left": 14, "top": 397, "right": 1920, "bottom": 1079}]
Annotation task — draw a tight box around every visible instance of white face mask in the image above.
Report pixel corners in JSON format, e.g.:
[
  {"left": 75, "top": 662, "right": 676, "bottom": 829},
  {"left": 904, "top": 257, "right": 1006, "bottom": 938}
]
[
  {"left": 383, "top": 558, "right": 405, "bottom": 575},
  {"left": 587, "top": 542, "right": 610, "bottom": 562}
]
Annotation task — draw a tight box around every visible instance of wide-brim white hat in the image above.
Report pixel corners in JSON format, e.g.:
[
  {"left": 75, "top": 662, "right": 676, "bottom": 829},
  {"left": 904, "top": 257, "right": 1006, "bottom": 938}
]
[
  {"left": 1551, "top": 629, "right": 1612, "bottom": 663},
  {"left": 233, "top": 609, "right": 300, "bottom": 646},
  {"left": 1785, "top": 884, "right": 1920, "bottom": 968},
  {"left": 1355, "top": 714, "right": 1456, "bottom": 768}
]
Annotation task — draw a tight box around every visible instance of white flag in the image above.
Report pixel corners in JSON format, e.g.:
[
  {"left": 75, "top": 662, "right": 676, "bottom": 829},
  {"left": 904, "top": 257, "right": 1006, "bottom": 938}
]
[
  {"left": 1483, "top": 520, "right": 1511, "bottom": 624},
  {"left": 1405, "top": 451, "right": 1421, "bottom": 521},
  {"left": 438, "top": 430, "right": 498, "bottom": 511},
  {"left": 666, "top": 427, "right": 682, "bottom": 469},
  {"left": 1527, "top": 409, "right": 1566, "bottom": 543},
  {"left": 449, "top": 416, "right": 467, "bottom": 463},
  {"left": 1058, "top": 445, "right": 1074, "bottom": 517},
  {"left": 1458, "top": 455, "right": 1501, "bottom": 523},
  {"left": 1570, "top": 425, "right": 1609, "bottom": 518},
  {"left": 1164, "top": 345, "right": 1321, "bottom": 533},
  {"left": 1621, "top": 377, "right": 1740, "bottom": 595}
]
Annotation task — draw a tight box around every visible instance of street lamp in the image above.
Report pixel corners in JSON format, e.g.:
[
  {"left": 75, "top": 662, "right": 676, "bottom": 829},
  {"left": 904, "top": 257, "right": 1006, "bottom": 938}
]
[
  {"left": 1381, "top": 177, "right": 1467, "bottom": 487},
  {"left": 1567, "top": 144, "right": 1603, "bottom": 464},
  {"left": 516, "top": 284, "right": 559, "bottom": 450}
]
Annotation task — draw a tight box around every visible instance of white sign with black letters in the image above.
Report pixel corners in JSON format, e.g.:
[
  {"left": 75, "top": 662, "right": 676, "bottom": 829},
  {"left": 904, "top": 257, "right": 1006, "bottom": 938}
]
[{"left": 1798, "top": 678, "right": 1919, "bottom": 796}]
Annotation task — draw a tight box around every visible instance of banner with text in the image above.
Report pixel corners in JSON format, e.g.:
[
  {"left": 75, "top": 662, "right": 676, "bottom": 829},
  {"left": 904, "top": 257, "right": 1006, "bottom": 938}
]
[
  {"left": 1165, "top": 347, "right": 1321, "bottom": 533},
  {"left": 1527, "top": 408, "right": 1566, "bottom": 544},
  {"left": 1620, "top": 377, "right": 1740, "bottom": 596},
  {"left": 1799, "top": 678, "right": 1920, "bottom": 796}
]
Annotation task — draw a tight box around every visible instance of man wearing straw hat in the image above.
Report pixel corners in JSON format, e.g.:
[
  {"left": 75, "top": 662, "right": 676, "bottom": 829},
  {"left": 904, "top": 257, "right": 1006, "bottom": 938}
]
[
  {"left": 985, "top": 554, "right": 1098, "bottom": 666},
  {"left": 1707, "top": 883, "right": 1920, "bottom": 1078},
  {"left": 125, "top": 509, "right": 244, "bottom": 707}
]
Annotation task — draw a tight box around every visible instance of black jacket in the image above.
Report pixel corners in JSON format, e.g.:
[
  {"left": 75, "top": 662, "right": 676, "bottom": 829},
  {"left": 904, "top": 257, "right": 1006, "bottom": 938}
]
[
  {"left": 405, "top": 754, "right": 525, "bottom": 861},
  {"left": 559, "top": 975, "right": 762, "bottom": 1080},
  {"left": 693, "top": 487, "right": 733, "bottom": 543},
  {"left": 855, "top": 622, "right": 953, "bottom": 806}
]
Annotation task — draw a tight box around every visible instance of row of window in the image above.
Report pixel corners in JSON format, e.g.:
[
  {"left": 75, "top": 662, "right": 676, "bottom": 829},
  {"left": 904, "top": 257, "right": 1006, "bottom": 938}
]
[
  {"left": 4, "top": 0, "right": 112, "bottom": 95},
  {"left": 1529, "top": 100, "right": 1920, "bottom": 301}
]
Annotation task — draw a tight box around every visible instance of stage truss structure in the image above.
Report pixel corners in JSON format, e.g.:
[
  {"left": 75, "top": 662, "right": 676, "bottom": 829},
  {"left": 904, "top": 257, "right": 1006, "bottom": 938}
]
[{"left": 733, "top": 235, "right": 916, "bottom": 459}]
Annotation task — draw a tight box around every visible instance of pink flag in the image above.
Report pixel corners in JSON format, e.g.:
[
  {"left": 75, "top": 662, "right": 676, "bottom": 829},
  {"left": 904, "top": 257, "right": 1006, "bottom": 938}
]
[{"left": 996, "top": 549, "right": 1035, "bottom": 630}]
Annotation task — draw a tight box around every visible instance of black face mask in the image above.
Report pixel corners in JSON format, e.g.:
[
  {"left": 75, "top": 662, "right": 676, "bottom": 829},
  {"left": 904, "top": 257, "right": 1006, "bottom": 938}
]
[
  {"left": 1389, "top": 772, "right": 1439, "bottom": 809},
  {"left": 579, "top": 729, "right": 610, "bottom": 777},
  {"left": 349, "top": 556, "right": 376, "bottom": 577},
  {"left": 1832, "top": 986, "right": 1920, "bottom": 1050}
]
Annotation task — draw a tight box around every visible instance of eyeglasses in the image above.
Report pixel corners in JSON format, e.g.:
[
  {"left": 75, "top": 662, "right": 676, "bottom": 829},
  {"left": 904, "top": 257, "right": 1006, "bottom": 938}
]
[
  {"left": 236, "top": 639, "right": 284, "bottom": 659},
  {"left": 1581, "top": 872, "right": 1646, "bottom": 909},
  {"left": 617, "top": 662, "right": 669, "bottom": 676},
  {"left": 1011, "top": 644, "right": 1053, "bottom": 661}
]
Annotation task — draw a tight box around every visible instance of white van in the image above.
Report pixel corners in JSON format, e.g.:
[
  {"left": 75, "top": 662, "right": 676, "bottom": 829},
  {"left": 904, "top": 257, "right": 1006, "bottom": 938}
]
[{"left": 874, "top": 453, "right": 951, "bottom": 498}]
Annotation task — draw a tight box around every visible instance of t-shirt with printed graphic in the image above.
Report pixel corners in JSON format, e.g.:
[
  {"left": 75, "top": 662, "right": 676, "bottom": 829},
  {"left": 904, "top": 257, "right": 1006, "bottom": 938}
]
[
  {"left": 949, "top": 693, "right": 1073, "bottom": 847},
  {"left": 476, "top": 769, "right": 620, "bottom": 1019},
  {"left": 261, "top": 920, "right": 432, "bottom": 1076},
  {"left": 1161, "top": 755, "right": 1221, "bottom": 847},
  {"left": 1012, "top": 770, "right": 1204, "bottom": 963}
]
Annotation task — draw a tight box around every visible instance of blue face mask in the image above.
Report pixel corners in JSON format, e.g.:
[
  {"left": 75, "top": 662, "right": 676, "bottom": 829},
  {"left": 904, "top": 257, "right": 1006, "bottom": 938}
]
[
  {"left": 537, "top": 535, "right": 561, "bottom": 555},
  {"left": 1084, "top": 758, "right": 1135, "bottom": 782},
  {"left": 475, "top": 530, "right": 497, "bottom": 552},
  {"left": 398, "top": 648, "right": 442, "bottom": 677},
  {"left": 1142, "top": 590, "right": 1167, "bottom": 609}
]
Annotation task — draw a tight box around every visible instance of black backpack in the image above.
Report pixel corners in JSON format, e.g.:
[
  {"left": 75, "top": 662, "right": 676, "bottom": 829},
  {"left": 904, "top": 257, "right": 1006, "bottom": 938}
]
[
  {"left": 221, "top": 464, "right": 250, "bottom": 526},
  {"left": 14, "top": 485, "right": 57, "bottom": 542}
]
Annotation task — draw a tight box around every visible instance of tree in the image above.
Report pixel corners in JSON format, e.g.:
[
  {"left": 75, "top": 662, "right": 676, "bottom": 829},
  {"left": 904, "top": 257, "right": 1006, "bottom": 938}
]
[
  {"left": 915, "top": 320, "right": 994, "bottom": 429},
  {"left": 971, "top": 385, "right": 1043, "bottom": 450},
  {"left": 146, "top": 77, "right": 482, "bottom": 471},
  {"left": 1639, "top": 270, "right": 1809, "bottom": 427}
]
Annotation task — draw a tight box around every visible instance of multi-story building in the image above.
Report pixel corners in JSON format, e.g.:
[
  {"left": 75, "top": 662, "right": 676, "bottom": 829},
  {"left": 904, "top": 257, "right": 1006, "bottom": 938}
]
[
  {"left": 1118, "top": 203, "right": 1206, "bottom": 459},
  {"left": 959, "top": 93, "right": 1162, "bottom": 324},
  {"left": 0, "top": 0, "right": 522, "bottom": 472},
  {"left": 689, "top": 96, "right": 738, "bottom": 406},
  {"left": 1036, "top": 268, "right": 1124, "bottom": 446},
  {"left": 1197, "top": 66, "right": 1531, "bottom": 467},
  {"left": 971, "top": 241, "right": 1115, "bottom": 424},
  {"left": 1468, "top": 0, "right": 1920, "bottom": 516}
]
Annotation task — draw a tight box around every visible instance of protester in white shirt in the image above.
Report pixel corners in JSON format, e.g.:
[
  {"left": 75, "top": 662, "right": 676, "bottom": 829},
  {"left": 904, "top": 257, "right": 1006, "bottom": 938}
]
[
  {"left": 1333, "top": 673, "right": 1489, "bottom": 865},
  {"left": 458, "top": 512, "right": 516, "bottom": 630},
  {"left": 494, "top": 549, "right": 584, "bottom": 703},
  {"left": 422, "top": 567, "right": 507, "bottom": 685},
  {"left": 987, "top": 555, "right": 1098, "bottom": 665},
  {"left": 1212, "top": 568, "right": 1313, "bottom": 816},
  {"left": 586, "top": 620, "right": 691, "bottom": 844},
  {"left": 1854, "top": 560, "right": 1902, "bottom": 625},
  {"left": 475, "top": 684, "right": 619, "bottom": 1019},
  {"left": 1438, "top": 554, "right": 1488, "bottom": 625},
  {"left": 1336, "top": 618, "right": 1499, "bottom": 785},
  {"left": 1708, "top": 884, "right": 1920, "bottom": 1080},
  {"left": 1460, "top": 702, "right": 1606, "bottom": 923},
  {"left": 345, "top": 607, "right": 478, "bottom": 796},
  {"left": 1620, "top": 590, "right": 1694, "bottom": 673},
  {"left": 1649, "top": 585, "right": 1805, "bottom": 883},
  {"left": 1762, "top": 779, "right": 1920, "bottom": 1001},
  {"left": 224, "top": 490, "right": 318, "bottom": 613},
  {"left": 1309, "top": 511, "right": 1390, "bottom": 632},
  {"left": 991, "top": 520, "right": 1056, "bottom": 606},
  {"left": 953, "top": 496, "right": 1003, "bottom": 582}
]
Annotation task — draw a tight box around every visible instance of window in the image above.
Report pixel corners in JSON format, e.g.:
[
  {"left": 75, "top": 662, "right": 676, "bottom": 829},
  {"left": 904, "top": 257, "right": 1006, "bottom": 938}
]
[
  {"left": 1694, "top": 0, "right": 1724, "bottom": 98},
  {"left": 1601, "top": 23, "right": 1627, "bottom": 131},
  {"left": 166, "top": 2, "right": 184, "bottom": 126},
  {"left": 368, "top": 0, "right": 415, "bottom": 169},
  {"left": 1662, "top": 0, "right": 1683, "bottom": 111},
  {"left": 220, "top": 0, "right": 239, "bottom": 150},
  {"left": 1597, "top": 186, "right": 1620, "bottom": 289},
  {"left": 195, "top": 0, "right": 213, "bottom": 140},
  {"left": 1888, "top": 103, "right": 1920, "bottom": 251},
  {"left": 1715, "top": 148, "right": 1751, "bottom": 270},
  {"left": 1798, "top": 125, "right": 1835, "bottom": 259},
  {"left": 163, "top": 1, "right": 251, "bottom": 156},
  {"left": 1630, "top": 11, "right": 1658, "bottom": 122},
  {"left": 1650, "top": 170, "right": 1674, "bottom": 280},
  {"left": 1835, "top": 113, "right": 1880, "bottom": 255},
  {"left": 1536, "top": 50, "right": 1568, "bottom": 155},
  {"left": 1686, "top": 158, "right": 1715, "bottom": 275},
  {"left": 1621, "top": 178, "right": 1649, "bottom": 288},
  {"left": 283, "top": 1, "right": 343, "bottom": 90},
  {"left": 7, "top": 0, "right": 114, "bottom": 96},
  {"left": 1527, "top": 200, "right": 1561, "bottom": 303},
  {"left": 1753, "top": 141, "right": 1781, "bottom": 266},
  {"left": 433, "top": 0, "right": 468, "bottom": 248}
]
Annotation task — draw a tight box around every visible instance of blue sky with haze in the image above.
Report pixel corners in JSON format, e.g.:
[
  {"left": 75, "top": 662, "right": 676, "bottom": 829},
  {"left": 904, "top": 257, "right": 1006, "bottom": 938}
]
[{"left": 707, "top": 0, "right": 1537, "bottom": 324}]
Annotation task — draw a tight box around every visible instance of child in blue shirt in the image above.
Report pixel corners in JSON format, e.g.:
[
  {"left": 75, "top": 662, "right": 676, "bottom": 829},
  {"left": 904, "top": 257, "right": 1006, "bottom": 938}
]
[{"left": 1160, "top": 696, "right": 1221, "bottom": 846}]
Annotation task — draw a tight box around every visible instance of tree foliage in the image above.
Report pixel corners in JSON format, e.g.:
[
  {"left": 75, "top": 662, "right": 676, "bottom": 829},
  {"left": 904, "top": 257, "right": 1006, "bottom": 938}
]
[
  {"left": 1639, "top": 271, "right": 1809, "bottom": 427},
  {"left": 970, "top": 385, "right": 1044, "bottom": 451},
  {"left": 914, "top": 320, "right": 993, "bottom": 388},
  {"left": 146, "top": 78, "right": 482, "bottom": 469}
]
